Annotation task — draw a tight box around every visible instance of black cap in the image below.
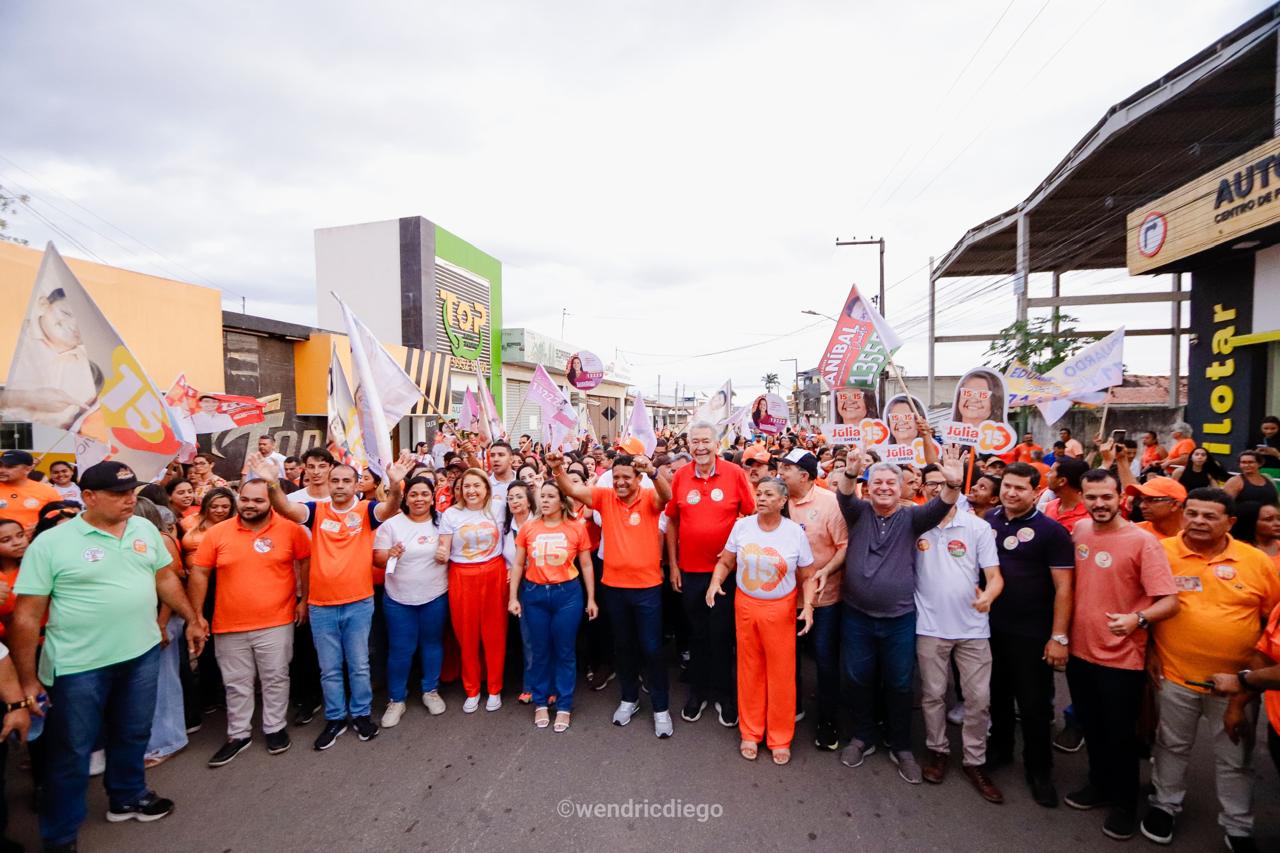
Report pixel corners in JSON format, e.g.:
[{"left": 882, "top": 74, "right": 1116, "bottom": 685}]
[
  {"left": 79, "top": 461, "right": 141, "bottom": 492},
  {"left": 0, "top": 450, "right": 34, "bottom": 467},
  {"left": 781, "top": 449, "right": 819, "bottom": 479}
]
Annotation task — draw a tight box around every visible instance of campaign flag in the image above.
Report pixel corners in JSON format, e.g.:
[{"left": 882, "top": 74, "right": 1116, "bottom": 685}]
[
  {"left": 526, "top": 364, "right": 578, "bottom": 449},
  {"left": 326, "top": 344, "right": 368, "bottom": 470},
  {"left": 692, "top": 380, "right": 733, "bottom": 429},
  {"left": 336, "top": 295, "right": 423, "bottom": 476},
  {"left": 624, "top": 394, "right": 657, "bottom": 456},
  {"left": 474, "top": 367, "right": 506, "bottom": 442},
  {"left": 1005, "top": 329, "right": 1125, "bottom": 426},
  {"left": 459, "top": 387, "right": 483, "bottom": 435},
  {"left": 818, "top": 283, "right": 902, "bottom": 390},
  {"left": 2, "top": 243, "right": 183, "bottom": 481},
  {"left": 163, "top": 374, "right": 267, "bottom": 434}
]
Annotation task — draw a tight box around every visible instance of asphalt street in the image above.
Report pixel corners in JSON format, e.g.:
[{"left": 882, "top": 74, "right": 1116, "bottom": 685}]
[{"left": 6, "top": 662, "right": 1278, "bottom": 853}]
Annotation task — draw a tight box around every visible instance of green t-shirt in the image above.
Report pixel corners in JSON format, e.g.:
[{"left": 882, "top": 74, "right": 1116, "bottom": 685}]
[{"left": 16, "top": 515, "right": 169, "bottom": 683}]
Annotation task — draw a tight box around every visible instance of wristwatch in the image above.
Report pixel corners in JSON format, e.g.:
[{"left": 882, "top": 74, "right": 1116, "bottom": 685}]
[
  {"left": 4, "top": 697, "right": 33, "bottom": 713},
  {"left": 1238, "top": 669, "right": 1260, "bottom": 691},
  {"left": 945, "top": 480, "right": 962, "bottom": 489},
  {"left": 1051, "top": 634, "right": 1069, "bottom": 646},
  {"left": 1135, "top": 611, "right": 1149, "bottom": 630}
]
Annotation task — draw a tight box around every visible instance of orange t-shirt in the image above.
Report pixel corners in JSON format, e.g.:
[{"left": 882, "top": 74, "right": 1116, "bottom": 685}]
[
  {"left": 1012, "top": 443, "right": 1043, "bottom": 463},
  {"left": 1255, "top": 602, "right": 1280, "bottom": 735},
  {"left": 516, "top": 518, "right": 591, "bottom": 585},
  {"left": 591, "top": 485, "right": 663, "bottom": 588},
  {"left": 1168, "top": 438, "right": 1196, "bottom": 465},
  {"left": 305, "top": 500, "right": 380, "bottom": 606},
  {"left": 574, "top": 505, "right": 601, "bottom": 552},
  {"left": 1157, "top": 534, "right": 1280, "bottom": 692},
  {"left": 0, "top": 479, "right": 62, "bottom": 530},
  {"left": 193, "top": 512, "right": 312, "bottom": 633}
]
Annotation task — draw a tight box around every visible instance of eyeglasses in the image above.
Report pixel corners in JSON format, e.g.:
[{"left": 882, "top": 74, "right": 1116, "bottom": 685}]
[
  {"left": 923, "top": 481, "right": 946, "bottom": 490},
  {"left": 1137, "top": 496, "right": 1175, "bottom": 505}
]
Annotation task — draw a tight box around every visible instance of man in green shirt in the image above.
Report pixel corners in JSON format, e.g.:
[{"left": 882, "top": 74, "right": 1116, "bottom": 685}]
[{"left": 10, "top": 461, "right": 207, "bottom": 853}]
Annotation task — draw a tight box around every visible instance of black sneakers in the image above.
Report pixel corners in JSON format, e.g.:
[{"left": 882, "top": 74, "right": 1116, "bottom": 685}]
[
  {"left": 293, "top": 701, "right": 322, "bottom": 726},
  {"left": 1064, "top": 784, "right": 1111, "bottom": 811},
  {"left": 207, "top": 737, "right": 252, "bottom": 768},
  {"left": 1139, "top": 807, "right": 1174, "bottom": 845},
  {"left": 313, "top": 720, "right": 347, "bottom": 751},
  {"left": 813, "top": 721, "right": 839, "bottom": 752},
  {"left": 1028, "top": 776, "right": 1059, "bottom": 809},
  {"left": 1101, "top": 808, "right": 1137, "bottom": 841},
  {"left": 106, "top": 792, "right": 175, "bottom": 823},
  {"left": 681, "top": 696, "right": 707, "bottom": 722},
  {"left": 715, "top": 701, "right": 738, "bottom": 728},
  {"left": 352, "top": 715, "right": 380, "bottom": 741},
  {"left": 265, "top": 729, "right": 292, "bottom": 755}
]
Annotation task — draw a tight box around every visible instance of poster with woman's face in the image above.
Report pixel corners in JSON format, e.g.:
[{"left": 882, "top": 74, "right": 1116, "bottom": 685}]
[
  {"left": 832, "top": 386, "right": 878, "bottom": 425},
  {"left": 942, "top": 367, "right": 1015, "bottom": 454},
  {"left": 750, "top": 393, "right": 789, "bottom": 435},
  {"left": 566, "top": 351, "right": 604, "bottom": 390},
  {"left": 883, "top": 394, "right": 926, "bottom": 445}
]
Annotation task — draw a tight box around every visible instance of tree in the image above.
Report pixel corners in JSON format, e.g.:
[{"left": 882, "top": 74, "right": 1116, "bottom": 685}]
[
  {"left": 760, "top": 373, "right": 780, "bottom": 393},
  {"left": 0, "top": 185, "right": 29, "bottom": 246},
  {"left": 983, "top": 310, "right": 1093, "bottom": 375}
]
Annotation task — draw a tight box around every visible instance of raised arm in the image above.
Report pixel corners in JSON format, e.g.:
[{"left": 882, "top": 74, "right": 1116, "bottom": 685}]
[
  {"left": 373, "top": 451, "right": 413, "bottom": 523},
  {"left": 247, "top": 452, "right": 309, "bottom": 524},
  {"left": 631, "top": 455, "right": 670, "bottom": 511},
  {"left": 548, "top": 452, "right": 593, "bottom": 507}
]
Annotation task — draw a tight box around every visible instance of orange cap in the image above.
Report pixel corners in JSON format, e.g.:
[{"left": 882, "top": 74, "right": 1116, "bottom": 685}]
[
  {"left": 1124, "top": 476, "right": 1187, "bottom": 502},
  {"left": 619, "top": 436, "right": 646, "bottom": 456},
  {"left": 742, "top": 445, "right": 771, "bottom": 464}
]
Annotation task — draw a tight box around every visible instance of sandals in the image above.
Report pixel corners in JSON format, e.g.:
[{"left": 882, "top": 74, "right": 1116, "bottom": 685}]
[
  {"left": 739, "top": 740, "right": 758, "bottom": 761},
  {"left": 772, "top": 748, "right": 792, "bottom": 766},
  {"left": 534, "top": 707, "right": 550, "bottom": 728},
  {"left": 553, "top": 711, "right": 571, "bottom": 733}
]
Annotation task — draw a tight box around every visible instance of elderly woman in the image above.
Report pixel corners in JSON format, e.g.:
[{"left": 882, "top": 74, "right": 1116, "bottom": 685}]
[{"left": 707, "top": 478, "right": 815, "bottom": 765}]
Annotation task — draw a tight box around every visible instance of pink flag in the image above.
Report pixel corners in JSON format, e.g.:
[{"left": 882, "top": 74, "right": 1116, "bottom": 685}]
[
  {"left": 475, "top": 367, "right": 506, "bottom": 442},
  {"left": 527, "top": 365, "right": 578, "bottom": 448},
  {"left": 459, "top": 387, "right": 483, "bottom": 436},
  {"left": 624, "top": 394, "right": 657, "bottom": 456}
]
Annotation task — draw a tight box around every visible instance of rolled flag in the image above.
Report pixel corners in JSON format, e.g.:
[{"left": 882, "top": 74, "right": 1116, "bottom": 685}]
[
  {"left": 2, "top": 243, "right": 183, "bottom": 481},
  {"left": 474, "top": 366, "right": 506, "bottom": 442},
  {"left": 459, "top": 387, "right": 483, "bottom": 436},
  {"left": 818, "top": 283, "right": 902, "bottom": 390},
  {"left": 624, "top": 393, "right": 657, "bottom": 456},
  {"left": 326, "top": 344, "right": 368, "bottom": 470},
  {"left": 334, "top": 294, "right": 424, "bottom": 476}
]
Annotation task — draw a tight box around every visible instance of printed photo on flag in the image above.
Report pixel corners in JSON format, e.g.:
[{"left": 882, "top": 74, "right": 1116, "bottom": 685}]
[
  {"left": 164, "top": 374, "right": 267, "bottom": 434},
  {"left": 818, "top": 283, "right": 902, "bottom": 390}
]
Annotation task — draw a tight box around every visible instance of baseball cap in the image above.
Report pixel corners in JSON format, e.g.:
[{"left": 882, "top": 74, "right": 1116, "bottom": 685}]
[
  {"left": 781, "top": 449, "right": 819, "bottom": 479},
  {"left": 79, "top": 461, "right": 141, "bottom": 492},
  {"left": 1124, "top": 477, "right": 1187, "bottom": 502},
  {"left": 742, "top": 445, "right": 771, "bottom": 465},
  {"left": 0, "top": 450, "right": 34, "bottom": 467},
  {"left": 619, "top": 436, "right": 646, "bottom": 456}
]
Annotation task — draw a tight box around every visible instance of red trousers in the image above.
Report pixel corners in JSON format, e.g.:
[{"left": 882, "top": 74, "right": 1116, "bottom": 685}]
[
  {"left": 736, "top": 591, "right": 797, "bottom": 750},
  {"left": 448, "top": 557, "right": 508, "bottom": 696}
]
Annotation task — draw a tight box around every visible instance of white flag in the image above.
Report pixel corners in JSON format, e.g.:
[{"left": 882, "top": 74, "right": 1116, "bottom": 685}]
[
  {"left": 624, "top": 393, "right": 657, "bottom": 456},
  {"left": 335, "top": 295, "right": 423, "bottom": 476}
]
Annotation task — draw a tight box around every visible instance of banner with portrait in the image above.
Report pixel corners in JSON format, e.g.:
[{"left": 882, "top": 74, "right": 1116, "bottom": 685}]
[
  {"left": 941, "top": 367, "right": 1016, "bottom": 454},
  {"left": 749, "top": 393, "right": 789, "bottom": 436}
]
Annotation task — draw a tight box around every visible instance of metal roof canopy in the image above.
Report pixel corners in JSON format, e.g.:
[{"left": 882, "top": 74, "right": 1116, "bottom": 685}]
[{"left": 932, "top": 4, "right": 1280, "bottom": 281}]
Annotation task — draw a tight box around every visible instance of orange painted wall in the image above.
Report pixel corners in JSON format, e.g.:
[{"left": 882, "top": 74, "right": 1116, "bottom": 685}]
[{"left": 0, "top": 242, "right": 225, "bottom": 393}]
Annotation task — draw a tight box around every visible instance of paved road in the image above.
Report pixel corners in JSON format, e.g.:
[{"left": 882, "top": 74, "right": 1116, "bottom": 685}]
[{"left": 7, "top": 664, "right": 1278, "bottom": 852}]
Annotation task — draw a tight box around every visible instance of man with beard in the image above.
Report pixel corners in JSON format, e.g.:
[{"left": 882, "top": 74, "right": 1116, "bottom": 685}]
[
  {"left": 1062, "top": 469, "right": 1178, "bottom": 840},
  {"left": 188, "top": 479, "right": 313, "bottom": 766}
]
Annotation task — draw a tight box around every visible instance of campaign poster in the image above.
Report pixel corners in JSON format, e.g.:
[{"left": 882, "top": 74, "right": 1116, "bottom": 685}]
[
  {"left": 749, "top": 393, "right": 789, "bottom": 435},
  {"left": 831, "top": 386, "right": 879, "bottom": 425},
  {"left": 566, "top": 351, "right": 605, "bottom": 391},
  {"left": 942, "top": 367, "right": 1015, "bottom": 454}
]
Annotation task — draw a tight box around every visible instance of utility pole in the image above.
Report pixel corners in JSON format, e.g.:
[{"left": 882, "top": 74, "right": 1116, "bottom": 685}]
[
  {"left": 780, "top": 358, "right": 799, "bottom": 422},
  {"left": 560, "top": 308, "right": 569, "bottom": 340},
  {"left": 835, "top": 236, "right": 886, "bottom": 317}
]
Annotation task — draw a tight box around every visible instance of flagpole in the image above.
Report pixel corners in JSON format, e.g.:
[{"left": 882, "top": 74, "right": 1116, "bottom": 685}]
[
  {"left": 33, "top": 429, "right": 80, "bottom": 468},
  {"left": 885, "top": 356, "right": 925, "bottom": 418}
]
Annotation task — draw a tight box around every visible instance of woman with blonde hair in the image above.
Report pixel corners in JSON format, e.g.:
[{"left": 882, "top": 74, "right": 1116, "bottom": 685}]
[{"left": 436, "top": 468, "right": 507, "bottom": 713}]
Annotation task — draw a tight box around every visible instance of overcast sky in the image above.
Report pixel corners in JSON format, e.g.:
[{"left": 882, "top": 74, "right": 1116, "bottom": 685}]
[{"left": 0, "top": 0, "right": 1271, "bottom": 402}]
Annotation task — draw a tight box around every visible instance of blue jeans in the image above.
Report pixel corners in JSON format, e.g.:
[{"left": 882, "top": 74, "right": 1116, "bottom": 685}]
[
  {"left": 309, "top": 597, "right": 374, "bottom": 720},
  {"left": 145, "top": 616, "right": 189, "bottom": 760},
  {"left": 521, "top": 580, "right": 584, "bottom": 711},
  {"left": 797, "top": 603, "right": 842, "bottom": 729},
  {"left": 841, "top": 607, "right": 917, "bottom": 753},
  {"left": 41, "top": 644, "right": 161, "bottom": 846},
  {"left": 383, "top": 593, "right": 448, "bottom": 702},
  {"left": 603, "top": 584, "right": 669, "bottom": 712}
]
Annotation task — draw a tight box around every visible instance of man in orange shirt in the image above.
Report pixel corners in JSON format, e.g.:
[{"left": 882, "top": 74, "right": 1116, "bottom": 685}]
[
  {"left": 1140, "top": 431, "right": 1168, "bottom": 471},
  {"left": 1012, "top": 434, "right": 1043, "bottom": 464},
  {"left": 1163, "top": 423, "right": 1196, "bottom": 473},
  {"left": 1124, "top": 477, "right": 1186, "bottom": 539},
  {"left": 1142, "top": 488, "right": 1280, "bottom": 849},
  {"left": 188, "top": 480, "right": 311, "bottom": 766},
  {"left": 1211, "top": 602, "right": 1280, "bottom": 796},
  {"left": 552, "top": 450, "right": 674, "bottom": 737},
  {"left": 0, "top": 451, "right": 61, "bottom": 533},
  {"left": 257, "top": 452, "right": 411, "bottom": 751}
]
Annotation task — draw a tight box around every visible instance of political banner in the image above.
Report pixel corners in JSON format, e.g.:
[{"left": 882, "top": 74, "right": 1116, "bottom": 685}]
[
  {"left": 1004, "top": 329, "right": 1125, "bottom": 424},
  {"left": 326, "top": 345, "right": 368, "bottom": 470},
  {"left": 458, "top": 387, "right": 483, "bottom": 436},
  {"left": 164, "top": 374, "right": 267, "bottom": 434},
  {"left": 566, "top": 351, "right": 604, "bottom": 391},
  {"left": 823, "top": 422, "right": 863, "bottom": 446},
  {"left": 527, "top": 364, "right": 579, "bottom": 449},
  {"left": 475, "top": 367, "right": 507, "bottom": 443},
  {"left": 749, "top": 393, "right": 789, "bottom": 436},
  {"left": 942, "top": 367, "right": 1016, "bottom": 454},
  {"left": 818, "top": 283, "right": 902, "bottom": 390},
  {"left": 692, "top": 380, "right": 733, "bottom": 429},
  {"left": 624, "top": 394, "right": 657, "bottom": 456},
  {"left": 1, "top": 243, "right": 183, "bottom": 481}
]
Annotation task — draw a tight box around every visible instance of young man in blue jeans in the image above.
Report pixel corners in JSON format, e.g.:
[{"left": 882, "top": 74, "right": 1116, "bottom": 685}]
[{"left": 10, "top": 461, "right": 208, "bottom": 852}]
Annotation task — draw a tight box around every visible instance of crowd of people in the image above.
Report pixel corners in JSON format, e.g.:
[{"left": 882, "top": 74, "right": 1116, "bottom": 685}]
[{"left": 0, "top": 413, "right": 1279, "bottom": 851}]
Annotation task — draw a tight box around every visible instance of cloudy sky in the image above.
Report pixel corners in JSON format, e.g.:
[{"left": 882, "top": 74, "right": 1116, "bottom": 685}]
[{"left": 0, "top": 0, "right": 1270, "bottom": 402}]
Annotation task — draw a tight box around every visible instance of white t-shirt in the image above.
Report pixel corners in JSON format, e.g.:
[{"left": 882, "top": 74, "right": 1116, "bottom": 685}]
[
  {"left": 502, "top": 518, "right": 527, "bottom": 572},
  {"left": 913, "top": 509, "right": 1000, "bottom": 640},
  {"left": 438, "top": 505, "right": 503, "bottom": 564},
  {"left": 53, "top": 482, "right": 82, "bottom": 504},
  {"left": 373, "top": 514, "right": 448, "bottom": 606},
  {"left": 431, "top": 439, "right": 452, "bottom": 469},
  {"left": 287, "top": 487, "right": 330, "bottom": 504},
  {"left": 724, "top": 515, "right": 814, "bottom": 601}
]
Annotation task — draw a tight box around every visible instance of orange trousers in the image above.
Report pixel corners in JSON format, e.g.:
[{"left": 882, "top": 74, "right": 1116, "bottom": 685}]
[
  {"left": 448, "top": 557, "right": 508, "bottom": 696},
  {"left": 736, "top": 591, "right": 797, "bottom": 750}
]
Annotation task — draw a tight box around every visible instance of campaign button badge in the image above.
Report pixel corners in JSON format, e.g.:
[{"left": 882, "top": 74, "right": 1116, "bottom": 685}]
[
  {"left": 1214, "top": 564, "right": 1236, "bottom": 581},
  {"left": 253, "top": 538, "right": 273, "bottom": 554},
  {"left": 629, "top": 512, "right": 641, "bottom": 526},
  {"left": 83, "top": 547, "right": 105, "bottom": 562},
  {"left": 1095, "top": 551, "right": 1113, "bottom": 569},
  {"left": 710, "top": 488, "right": 724, "bottom": 502},
  {"left": 947, "top": 539, "right": 967, "bottom": 558},
  {"left": 916, "top": 538, "right": 930, "bottom": 552},
  {"left": 687, "top": 490, "right": 701, "bottom": 505},
  {"left": 1016, "top": 527, "right": 1035, "bottom": 542},
  {"left": 1003, "top": 536, "right": 1019, "bottom": 550}
]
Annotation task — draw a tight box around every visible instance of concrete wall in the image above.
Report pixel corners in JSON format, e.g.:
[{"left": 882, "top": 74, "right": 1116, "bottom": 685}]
[{"left": 314, "top": 219, "right": 403, "bottom": 343}]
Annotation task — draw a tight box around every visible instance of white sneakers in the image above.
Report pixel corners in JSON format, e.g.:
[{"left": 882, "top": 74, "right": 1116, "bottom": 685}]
[
  {"left": 485, "top": 693, "right": 502, "bottom": 712},
  {"left": 423, "top": 691, "right": 446, "bottom": 715},
  {"left": 463, "top": 695, "right": 481, "bottom": 714},
  {"left": 947, "top": 703, "right": 966, "bottom": 726},
  {"left": 653, "top": 710, "right": 673, "bottom": 739},
  {"left": 380, "top": 701, "right": 406, "bottom": 728},
  {"left": 612, "top": 700, "right": 640, "bottom": 726}
]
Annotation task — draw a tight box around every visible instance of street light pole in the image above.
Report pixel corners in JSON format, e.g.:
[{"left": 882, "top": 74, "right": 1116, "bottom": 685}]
[
  {"left": 780, "top": 358, "right": 799, "bottom": 423},
  {"left": 835, "top": 236, "right": 886, "bottom": 318}
]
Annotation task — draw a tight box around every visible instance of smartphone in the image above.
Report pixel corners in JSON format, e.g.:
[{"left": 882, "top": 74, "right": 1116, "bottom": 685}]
[
  {"left": 1110, "top": 429, "right": 1126, "bottom": 445},
  {"left": 1184, "top": 678, "right": 1215, "bottom": 690}
]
